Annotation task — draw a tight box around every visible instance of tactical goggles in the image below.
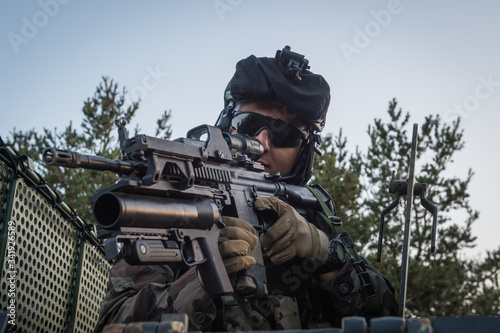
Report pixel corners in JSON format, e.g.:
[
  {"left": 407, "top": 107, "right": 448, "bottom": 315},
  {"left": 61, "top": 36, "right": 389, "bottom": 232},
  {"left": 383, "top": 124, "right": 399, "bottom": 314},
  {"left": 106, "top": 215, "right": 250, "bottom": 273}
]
[{"left": 230, "top": 111, "right": 307, "bottom": 148}]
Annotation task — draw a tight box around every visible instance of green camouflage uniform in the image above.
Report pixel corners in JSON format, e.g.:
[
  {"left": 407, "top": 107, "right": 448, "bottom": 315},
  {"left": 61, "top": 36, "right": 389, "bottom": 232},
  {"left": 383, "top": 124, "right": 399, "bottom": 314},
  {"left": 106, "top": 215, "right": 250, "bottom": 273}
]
[{"left": 94, "top": 211, "right": 397, "bottom": 332}]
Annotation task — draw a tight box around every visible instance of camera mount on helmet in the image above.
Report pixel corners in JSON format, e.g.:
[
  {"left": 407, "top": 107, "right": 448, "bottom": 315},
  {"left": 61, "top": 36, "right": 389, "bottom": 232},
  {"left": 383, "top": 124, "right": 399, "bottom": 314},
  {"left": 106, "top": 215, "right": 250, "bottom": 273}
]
[{"left": 275, "top": 45, "right": 310, "bottom": 81}]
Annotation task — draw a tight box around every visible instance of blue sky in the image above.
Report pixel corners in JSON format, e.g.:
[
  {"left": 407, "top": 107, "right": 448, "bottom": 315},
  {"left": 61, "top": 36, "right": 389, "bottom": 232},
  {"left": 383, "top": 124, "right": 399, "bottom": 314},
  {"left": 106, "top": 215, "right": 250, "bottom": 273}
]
[{"left": 1, "top": 0, "right": 499, "bottom": 258}]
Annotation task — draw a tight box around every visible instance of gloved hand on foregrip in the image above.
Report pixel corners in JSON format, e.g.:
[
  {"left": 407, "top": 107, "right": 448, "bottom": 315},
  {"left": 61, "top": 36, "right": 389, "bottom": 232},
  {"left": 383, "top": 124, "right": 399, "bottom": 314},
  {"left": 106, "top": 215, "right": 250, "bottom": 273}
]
[
  {"left": 219, "top": 216, "right": 259, "bottom": 274},
  {"left": 255, "top": 196, "right": 330, "bottom": 266}
]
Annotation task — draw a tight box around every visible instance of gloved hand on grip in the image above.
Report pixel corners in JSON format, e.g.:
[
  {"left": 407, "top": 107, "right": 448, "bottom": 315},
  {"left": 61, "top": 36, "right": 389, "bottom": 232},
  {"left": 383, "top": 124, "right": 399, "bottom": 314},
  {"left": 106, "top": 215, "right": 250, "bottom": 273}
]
[
  {"left": 255, "top": 196, "right": 330, "bottom": 266},
  {"left": 219, "top": 216, "right": 259, "bottom": 274}
]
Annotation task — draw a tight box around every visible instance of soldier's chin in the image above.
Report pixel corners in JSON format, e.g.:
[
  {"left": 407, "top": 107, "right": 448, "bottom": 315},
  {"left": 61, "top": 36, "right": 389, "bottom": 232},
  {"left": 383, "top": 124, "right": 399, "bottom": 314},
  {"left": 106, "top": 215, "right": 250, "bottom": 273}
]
[
  {"left": 257, "top": 160, "right": 270, "bottom": 172},
  {"left": 263, "top": 166, "right": 274, "bottom": 174}
]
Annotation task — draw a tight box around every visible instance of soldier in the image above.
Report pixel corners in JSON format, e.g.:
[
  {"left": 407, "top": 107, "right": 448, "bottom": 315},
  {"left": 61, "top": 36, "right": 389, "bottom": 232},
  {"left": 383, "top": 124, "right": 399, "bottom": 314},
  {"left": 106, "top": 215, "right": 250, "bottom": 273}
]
[{"left": 95, "top": 46, "right": 397, "bottom": 332}]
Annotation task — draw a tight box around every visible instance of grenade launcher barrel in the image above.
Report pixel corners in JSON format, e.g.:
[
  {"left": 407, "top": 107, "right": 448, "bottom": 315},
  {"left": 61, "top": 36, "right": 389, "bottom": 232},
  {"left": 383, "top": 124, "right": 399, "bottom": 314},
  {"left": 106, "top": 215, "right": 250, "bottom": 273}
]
[{"left": 93, "top": 192, "right": 220, "bottom": 230}]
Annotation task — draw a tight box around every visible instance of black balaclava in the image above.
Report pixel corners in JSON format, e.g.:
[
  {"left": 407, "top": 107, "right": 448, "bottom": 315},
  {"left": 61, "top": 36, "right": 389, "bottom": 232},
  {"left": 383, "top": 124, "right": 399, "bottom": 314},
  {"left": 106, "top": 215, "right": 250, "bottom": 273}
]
[{"left": 216, "top": 46, "right": 331, "bottom": 185}]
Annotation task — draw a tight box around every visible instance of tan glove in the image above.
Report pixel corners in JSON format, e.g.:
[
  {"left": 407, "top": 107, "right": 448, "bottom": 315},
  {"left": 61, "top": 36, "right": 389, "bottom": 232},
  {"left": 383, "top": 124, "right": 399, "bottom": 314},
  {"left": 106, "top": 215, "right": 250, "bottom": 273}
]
[
  {"left": 255, "top": 196, "right": 330, "bottom": 265},
  {"left": 219, "top": 216, "right": 259, "bottom": 274}
]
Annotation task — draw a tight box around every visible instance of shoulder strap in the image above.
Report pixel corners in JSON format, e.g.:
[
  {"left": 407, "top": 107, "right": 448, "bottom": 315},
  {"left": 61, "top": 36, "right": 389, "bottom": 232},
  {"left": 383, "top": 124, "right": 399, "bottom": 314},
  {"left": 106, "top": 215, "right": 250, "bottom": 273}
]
[{"left": 306, "top": 185, "right": 381, "bottom": 316}]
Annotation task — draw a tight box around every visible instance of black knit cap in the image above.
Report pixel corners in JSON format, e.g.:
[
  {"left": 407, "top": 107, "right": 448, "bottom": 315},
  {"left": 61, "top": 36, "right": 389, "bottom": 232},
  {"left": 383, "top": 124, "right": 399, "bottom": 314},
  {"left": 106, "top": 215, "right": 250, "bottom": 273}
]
[{"left": 224, "top": 46, "right": 331, "bottom": 132}]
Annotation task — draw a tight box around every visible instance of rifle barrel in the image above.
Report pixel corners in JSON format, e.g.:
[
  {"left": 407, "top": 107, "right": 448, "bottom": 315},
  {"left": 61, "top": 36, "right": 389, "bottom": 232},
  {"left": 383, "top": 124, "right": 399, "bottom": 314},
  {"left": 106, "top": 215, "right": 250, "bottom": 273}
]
[{"left": 43, "top": 147, "right": 134, "bottom": 175}]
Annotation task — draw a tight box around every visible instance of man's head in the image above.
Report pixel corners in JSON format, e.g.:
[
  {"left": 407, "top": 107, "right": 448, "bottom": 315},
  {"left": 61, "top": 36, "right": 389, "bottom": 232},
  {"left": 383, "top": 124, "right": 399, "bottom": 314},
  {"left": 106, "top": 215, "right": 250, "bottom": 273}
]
[{"left": 216, "top": 46, "right": 331, "bottom": 185}]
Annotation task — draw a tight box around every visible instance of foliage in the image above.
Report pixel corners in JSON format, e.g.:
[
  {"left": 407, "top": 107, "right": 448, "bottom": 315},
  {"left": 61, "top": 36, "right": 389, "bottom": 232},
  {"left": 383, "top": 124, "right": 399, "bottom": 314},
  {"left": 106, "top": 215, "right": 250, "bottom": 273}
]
[
  {"left": 463, "top": 248, "right": 500, "bottom": 315},
  {"left": 6, "top": 76, "right": 172, "bottom": 222},
  {"left": 311, "top": 130, "right": 370, "bottom": 243},
  {"left": 312, "top": 98, "right": 498, "bottom": 317}
]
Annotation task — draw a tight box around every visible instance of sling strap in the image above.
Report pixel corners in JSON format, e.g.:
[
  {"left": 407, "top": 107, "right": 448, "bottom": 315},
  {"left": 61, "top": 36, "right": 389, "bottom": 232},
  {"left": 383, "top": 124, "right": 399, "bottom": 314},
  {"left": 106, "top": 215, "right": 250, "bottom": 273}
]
[{"left": 306, "top": 185, "right": 380, "bottom": 316}]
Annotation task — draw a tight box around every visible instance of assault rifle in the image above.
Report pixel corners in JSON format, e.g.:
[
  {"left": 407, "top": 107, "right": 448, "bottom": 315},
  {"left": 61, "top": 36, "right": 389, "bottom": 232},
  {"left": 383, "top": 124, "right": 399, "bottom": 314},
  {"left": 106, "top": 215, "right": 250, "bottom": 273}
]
[{"left": 42, "top": 120, "right": 334, "bottom": 299}]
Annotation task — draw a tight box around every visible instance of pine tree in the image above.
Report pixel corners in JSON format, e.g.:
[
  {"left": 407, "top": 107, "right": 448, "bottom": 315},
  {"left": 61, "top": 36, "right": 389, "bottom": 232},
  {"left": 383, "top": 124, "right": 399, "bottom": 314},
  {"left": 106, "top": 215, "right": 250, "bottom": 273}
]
[
  {"left": 6, "top": 76, "right": 172, "bottom": 222},
  {"left": 359, "top": 99, "right": 480, "bottom": 317},
  {"left": 311, "top": 130, "right": 369, "bottom": 241},
  {"left": 313, "top": 98, "right": 499, "bottom": 317},
  {"left": 463, "top": 248, "right": 500, "bottom": 315}
]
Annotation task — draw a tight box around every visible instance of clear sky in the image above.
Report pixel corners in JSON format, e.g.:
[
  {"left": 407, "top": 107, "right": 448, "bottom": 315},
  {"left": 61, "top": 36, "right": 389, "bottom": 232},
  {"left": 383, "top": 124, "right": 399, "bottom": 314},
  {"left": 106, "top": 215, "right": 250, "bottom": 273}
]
[{"left": 1, "top": 0, "right": 499, "bottom": 259}]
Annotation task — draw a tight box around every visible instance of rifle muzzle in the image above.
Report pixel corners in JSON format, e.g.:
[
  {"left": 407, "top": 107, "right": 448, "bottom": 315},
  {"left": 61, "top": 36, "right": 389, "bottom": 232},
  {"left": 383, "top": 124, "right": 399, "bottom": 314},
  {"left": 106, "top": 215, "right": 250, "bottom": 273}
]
[{"left": 43, "top": 147, "right": 134, "bottom": 174}]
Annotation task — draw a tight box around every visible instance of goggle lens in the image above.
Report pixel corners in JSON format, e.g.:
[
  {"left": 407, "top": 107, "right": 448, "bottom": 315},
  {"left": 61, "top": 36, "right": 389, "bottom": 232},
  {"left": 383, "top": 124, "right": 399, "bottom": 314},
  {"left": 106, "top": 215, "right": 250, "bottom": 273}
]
[{"left": 231, "top": 112, "right": 306, "bottom": 148}]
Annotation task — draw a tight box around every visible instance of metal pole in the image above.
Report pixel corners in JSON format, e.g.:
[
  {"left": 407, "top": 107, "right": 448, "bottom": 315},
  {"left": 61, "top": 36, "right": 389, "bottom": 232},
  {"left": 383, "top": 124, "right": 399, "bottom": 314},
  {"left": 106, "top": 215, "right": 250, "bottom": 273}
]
[{"left": 398, "top": 123, "right": 418, "bottom": 317}]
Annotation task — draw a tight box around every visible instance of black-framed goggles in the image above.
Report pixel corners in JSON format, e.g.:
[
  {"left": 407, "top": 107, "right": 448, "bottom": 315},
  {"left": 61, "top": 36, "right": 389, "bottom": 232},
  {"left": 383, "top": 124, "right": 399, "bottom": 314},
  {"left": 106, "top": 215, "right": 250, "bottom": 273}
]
[{"left": 230, "top": 111, "right": 308, "bottom": 148}]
